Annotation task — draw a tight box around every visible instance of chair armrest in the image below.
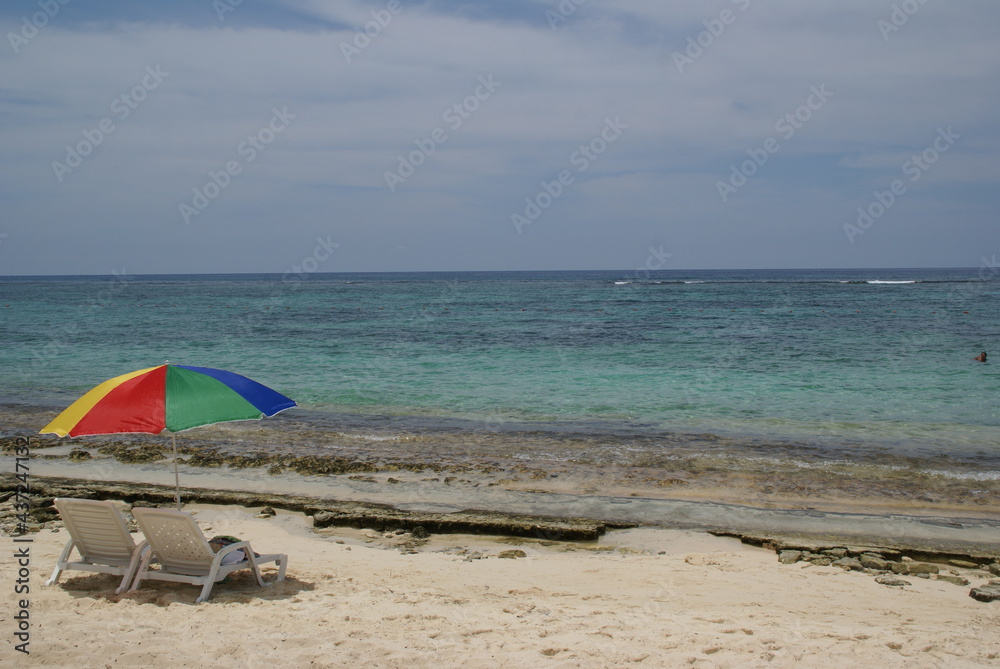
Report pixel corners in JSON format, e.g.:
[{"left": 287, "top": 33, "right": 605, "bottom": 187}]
[{"left": 215, "top": 541, "right": 252, "bottom": 563}]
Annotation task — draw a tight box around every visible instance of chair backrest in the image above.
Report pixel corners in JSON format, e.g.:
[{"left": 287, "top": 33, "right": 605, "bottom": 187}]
[
  {"left": 54, "top": 498, "right": 137, "bottom": 566},
  {"left": 131, "top": 507, "right": 215, "bottom": 576}
]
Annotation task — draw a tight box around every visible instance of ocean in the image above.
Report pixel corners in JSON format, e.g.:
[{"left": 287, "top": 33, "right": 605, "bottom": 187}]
[{"left": 2, "top": 268, "right": 999, "bottom": 534}]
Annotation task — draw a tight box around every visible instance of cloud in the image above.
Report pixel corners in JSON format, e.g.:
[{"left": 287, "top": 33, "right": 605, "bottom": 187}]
[{"left": 0, "top": 0, "right": 998, "bottom": 274}]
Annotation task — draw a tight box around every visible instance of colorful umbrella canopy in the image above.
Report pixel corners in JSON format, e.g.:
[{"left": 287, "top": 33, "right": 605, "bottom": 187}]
[
  {"left": 40, "top": 364, "right": 296, "bottom": 509},
  {"left": 41, "top": 364, "right": 296, "bottom": 437}
]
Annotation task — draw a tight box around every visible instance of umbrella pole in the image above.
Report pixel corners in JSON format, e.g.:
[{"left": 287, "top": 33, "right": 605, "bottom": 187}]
[{"left": 172, "top": 433, "right": 181, "bottom": 511}]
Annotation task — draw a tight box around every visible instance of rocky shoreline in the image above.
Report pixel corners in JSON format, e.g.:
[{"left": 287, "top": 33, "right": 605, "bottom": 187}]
[
  {"left": 5, "top": 471, "right": 1000, "bottom": 604},
  {"left": 0, "top": 475, "right": 623, "bottom": 541}
]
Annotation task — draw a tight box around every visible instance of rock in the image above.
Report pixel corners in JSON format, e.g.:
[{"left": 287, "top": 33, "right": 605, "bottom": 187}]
[
  {"left": 498, "top": 549, "right": 527, "bottom": 559},
  {"left": 4, "top": 475, "right": 622, "bottom": 542},
  {"left": 860, "top": 555, "right": 888, "bottom": 571},
  {"left": 832, "top": 557, "right": 863, "bottom": 571},
  {"left": 98, "top": 444, "right": 166, "bottom": 464},
  {"left": 935, "top": 575, "right": 969, "bottom": 586},
  {"left": 988, "top": 563, "right": 1000, "bottom": 577},
  {"left": 778, "top": 550, "right": 802, "bottom": 564},
  {"left": 906, "top": 563, "right": 939, "bottom": 575},
  {"left": 67, "top": 449, "right": 92, "bottom": 461},
  {"left": 875, "top": 575, "right": 911, "bottom": 587},
  {"left": 948, "top": 559, "right": 979, "bottom": 570},
  {"left": 809, "top": 557, "right": 833, "bottom": 566},
  {"left": 411, "top": 526, "right": 429, "bottom": 539},
  {"left": 969, "top": 581, "right": 1000, "bottom": 603},
  {"left": 824, "top": 548, "right": 848, "bottom": 559},
  {"left": 258, "top": 506, "right": 276, "bottom": 517},
  {"left": 386, "top": 478, "right": 400, "bottom": 484},
  {"left": 890, "top": 562, "right": 909, "bottom": 575}
]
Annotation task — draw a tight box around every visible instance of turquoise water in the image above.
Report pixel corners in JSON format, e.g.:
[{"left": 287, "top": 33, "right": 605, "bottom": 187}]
[{"left": 1, "top": 268, "right": 998, "bottom": 468}]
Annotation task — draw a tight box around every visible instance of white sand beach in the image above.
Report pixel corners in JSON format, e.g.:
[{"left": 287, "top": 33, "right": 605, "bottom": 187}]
[{"left": 4, "top": 503, "right": 999, "bottom": 668}]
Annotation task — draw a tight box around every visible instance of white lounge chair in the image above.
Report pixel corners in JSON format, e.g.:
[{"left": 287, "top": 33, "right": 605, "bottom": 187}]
[
  {"left": 129, "top": 507, "right": 287, "bottom": 603},
  {"left": 46, "top": 498, "right": 149, "bottom": 594}
]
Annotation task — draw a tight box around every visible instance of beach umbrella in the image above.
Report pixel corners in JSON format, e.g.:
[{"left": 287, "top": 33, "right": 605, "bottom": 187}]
[{"left": 39, "top": 364, "right": 296, "bottom": 510}]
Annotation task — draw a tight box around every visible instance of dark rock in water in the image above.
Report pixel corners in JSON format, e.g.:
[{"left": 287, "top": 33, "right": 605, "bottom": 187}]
[
  {"left": 184, "top": 451, "right": 225, "bottom": 468},
  {"left": 498, "top": 549, "right": 527, "bottom": 559},
  {"left": 386, "top": 478, "right": 401, "bottom": 484},
  {"left": 98, "top": 444, "right": 165, "bottom": 464},
  {"left": 935, "top": 575, "right": 969, "bottom": 586},
  {"left": 969, "top": 581, "right": 1000, "bottom": 603},
  {"left": 68, "top": 449, "right": 92, "bottom": 461},
  {"left": 875, "top": 575, "right": 910, "bottom": 587}
]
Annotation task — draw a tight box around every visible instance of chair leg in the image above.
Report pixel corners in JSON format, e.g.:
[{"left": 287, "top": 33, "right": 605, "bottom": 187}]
[
  {"left": 195, "top": 580, "right": 216, "bottom": 604},
  {"left": 128, "top": 547, "right": 156, "bottom": 593},
  {"left": 275, "top": 555, "right": 287, "bottom": 582},
  {"left": 116, "top": 542, "right": 150, "bottom": 595},
  {"left": 194, "top": 556, "right": 227, "bottom": 603},
  {"left": 44, "top": 539, "right": 76, "bottom": 586},
  {"left": 45, "top": 565, "right": 63, "bottom": 587},
  {"left": 245, "top": 551, "right": 265, "bottom": 588}
]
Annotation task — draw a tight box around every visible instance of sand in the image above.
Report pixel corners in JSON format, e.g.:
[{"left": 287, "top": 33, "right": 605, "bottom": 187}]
[{"left": 3, "top": 503, "right": 999, "bottom": 668}]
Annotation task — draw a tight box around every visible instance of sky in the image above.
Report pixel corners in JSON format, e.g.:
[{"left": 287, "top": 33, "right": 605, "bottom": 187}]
[{"left": 1, "top": 0, "right": 998, "bottom": 275}]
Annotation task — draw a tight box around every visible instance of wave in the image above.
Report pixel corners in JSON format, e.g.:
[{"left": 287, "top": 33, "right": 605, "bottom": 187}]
[{"left": 606, "top": 278, "right": 977, "bottom": 286}]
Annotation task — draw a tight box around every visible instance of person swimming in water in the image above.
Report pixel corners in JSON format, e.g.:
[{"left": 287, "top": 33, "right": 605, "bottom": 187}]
[{"left": 974, "top": 351, "right": 987, "bottom": 362}]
